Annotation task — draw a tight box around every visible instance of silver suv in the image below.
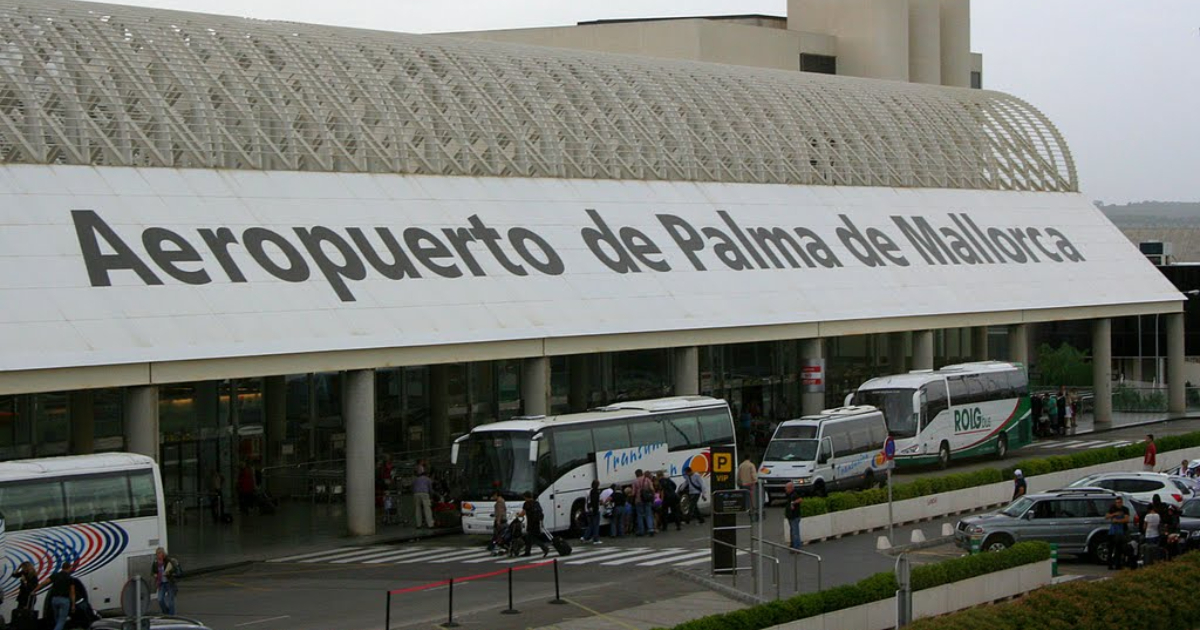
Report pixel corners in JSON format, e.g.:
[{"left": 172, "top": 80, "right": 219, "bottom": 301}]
[{"left": 954, "top": 488, "right": 1142, "bottom": 563}]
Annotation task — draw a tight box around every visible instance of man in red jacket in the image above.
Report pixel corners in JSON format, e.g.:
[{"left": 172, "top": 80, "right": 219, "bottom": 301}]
[{"left": 1144, "top": 434, "right": 1157, "bottom": 472}]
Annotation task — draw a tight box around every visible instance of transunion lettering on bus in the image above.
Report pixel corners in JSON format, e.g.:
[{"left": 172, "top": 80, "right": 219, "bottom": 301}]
[
  {"left": 953, "top": 408, "right": 993, "bottom": 433},
  {"left": 602, "top": 443, "right": 668, "bottom": 477}
]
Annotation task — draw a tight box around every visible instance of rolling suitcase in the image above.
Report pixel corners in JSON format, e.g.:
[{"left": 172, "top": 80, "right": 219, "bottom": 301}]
[
  {"left": 547, "top": 532, "right": 572, "bottom": 556},
  {"left": 11, "top": 608, "right": 38, "bottom": 630}
]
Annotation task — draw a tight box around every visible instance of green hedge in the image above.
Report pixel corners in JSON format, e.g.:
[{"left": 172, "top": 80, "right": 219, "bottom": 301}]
[
  {"left": 907, "top": 550, "right": 1200, "bottom": 630},
  {"left": 657, "top": 542, "right": 1050, "bottom": 630},
  {"left": 799, "top": 430, "right": 1200, "bottom": 518}
]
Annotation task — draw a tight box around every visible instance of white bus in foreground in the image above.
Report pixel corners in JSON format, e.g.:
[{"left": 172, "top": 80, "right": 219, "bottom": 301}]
[
  {"left": 848, "top": 361, "right": 1032, "bottom": 469},
  {"left": 452, "top": 396, "right": 736, "bottom": 535},
  {"left": 0, "top": 454, "right": 166, "bottom": 617}
]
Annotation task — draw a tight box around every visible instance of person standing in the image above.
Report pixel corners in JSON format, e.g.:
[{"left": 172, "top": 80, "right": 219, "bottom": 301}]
[
  {"left": 520, "top": 492, "right": 549, "bottom": 557},
  {"left": 738, "top": 456, "right": 759, "bottom": 522},
  {"left": 584, "top": 480, "right": 603, "bottom": 544},
  {"left": 412, "top": 468, "right": 435, "bottom": 529},
  {"left": 683, "top": 466, "right": 706, "bottom": 525},
  {"left": 14, "top": 561, "right": 38, "bottom": 611},
  {"left": 1012, "top": 469, "right": 1027, "bottom": 500},
  {"left": 1056, "top": 390, "right": 1068, "bottom": 436},
  {"left": 784, "top": 481, "right": 803, "bottom": 550},
  {"left": 1105, "top": 496, "right": 1131, "bottom": 570},
  {"left": 658, "top": 471, "right": 682, "bottom": 531},
  {"left": 634, "top": 470, "right": 655, "bottom": 536},
  {"left": 1031, "top": 394, "right": 1044, "bottom": 437},
  {"left": 488, "top": 492, "right": 507, "bottom": 554},
  {"left": 608, "top": 484, "right": 627, "bottom": 537},
  {"left": 39, "top": 561, "right": 76, "bottom": 630},
  {"left": 1144, "top": 434, "right": 1157, "bottom": 472},
  {"left": 151, "top": 547, "right": 181, "bottom": 615},
  {"left": 1044, "top": 394, "right": 1058, "bottom": 436},
  {"left": 209, "top": 469, "right": 225, "bottom": 523}
]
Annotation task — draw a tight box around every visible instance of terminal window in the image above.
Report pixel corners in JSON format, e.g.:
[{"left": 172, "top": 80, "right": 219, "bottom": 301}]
[
  {"left": 800, "top": 54, "right": 837, "bottom": 75},
  {"left": 971, "top": 71, "right": 983, "bottom": 89}
]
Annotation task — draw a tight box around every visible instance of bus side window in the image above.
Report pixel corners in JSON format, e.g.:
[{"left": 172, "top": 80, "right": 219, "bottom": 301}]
[
  {"left": 922, "top": 381, "right": 948, "bottom": 430},
  {"left": 592, "top": 423, "right": 631, "bottom": 451},
  {"left": 130, "top": 470, "right": 159, "bottom": 518},
  {"left": 663, "top": 415, "right": 701, "bottom": 450},
  {"left": 65, "top": 474, "right": 133, "bottom": 524},
  {"left": 630, "top": 418, "right": 667, "bottom": 447},
  {"left": 0, "top": 481, "right": 67, "bottom": 530},
  {"left": 552, "top": 427, "right": 595, "bottom": 479},
  {"left": 697, "top": 411, "right": 735, "bottom": 446}
]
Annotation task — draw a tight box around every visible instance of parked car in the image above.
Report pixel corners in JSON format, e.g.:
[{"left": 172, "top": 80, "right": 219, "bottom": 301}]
[
  {"left": 1066, "top": 472, "right": 1193, "bottom": 507},
  {"left": 92, "top": 617, "right": 213, "bottom": 630},
  {"left": 955, "top": 488, "right": 1144, "bottom": 564},
  {"left": 1174, "top": 498, "right": 1200, "bottom": 550}
]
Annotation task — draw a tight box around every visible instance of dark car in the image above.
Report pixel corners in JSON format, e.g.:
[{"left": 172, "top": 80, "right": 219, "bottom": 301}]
[{"left": 1175, "top": 498, "right": 1200, "bottom": 549}]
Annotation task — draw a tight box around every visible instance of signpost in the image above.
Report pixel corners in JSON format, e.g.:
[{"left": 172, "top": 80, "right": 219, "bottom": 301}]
[
  {"left": 711, "top": 489, "right": 751, "bottom": 515},
  {"left": 883, "top": 436, "right": 896, "bottom": 546},
  {"left": 709, "top": 446, "right": 737, "bottom": 574}
]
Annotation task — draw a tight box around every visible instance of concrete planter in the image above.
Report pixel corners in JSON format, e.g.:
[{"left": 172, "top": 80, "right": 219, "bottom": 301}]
[
  {"left": 767, "top": 559, "right": 1053, "bottom": 630},
  {"left": 800, "top": 445, "right": 1200, "bottom": 544}
]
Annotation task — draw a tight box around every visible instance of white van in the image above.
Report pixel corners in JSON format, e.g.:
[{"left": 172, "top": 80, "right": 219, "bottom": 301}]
[{"left": 758, "top": 406, "right": 888, "bottom": 499}]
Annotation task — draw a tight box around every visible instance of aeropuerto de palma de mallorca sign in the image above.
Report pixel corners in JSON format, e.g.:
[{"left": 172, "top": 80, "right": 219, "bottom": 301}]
[{"left": 0, "top": 164, "right": 1181, "bottom": 372}]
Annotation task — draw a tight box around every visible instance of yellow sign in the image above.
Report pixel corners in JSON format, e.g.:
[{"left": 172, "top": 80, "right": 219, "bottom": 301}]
[{"left": 714, "top": 452, "right": 734, "bottom": 474}]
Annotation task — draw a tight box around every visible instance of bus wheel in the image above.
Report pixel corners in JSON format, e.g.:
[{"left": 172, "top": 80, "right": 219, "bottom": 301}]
[
  {"left": 937, "top": 442, "right": 951, "bottom": 470},
  {"left": 864, "top": 471, "right": 878, "bottom": 489},
  {"left": 995, "top": 433, "right": 1009, "bottom": 459},
  {"left": 570, "top": 500, "right": 587, "bottom": 537},
  {"left": 814, "top": 479, "right": 827, "bottom": 497}
]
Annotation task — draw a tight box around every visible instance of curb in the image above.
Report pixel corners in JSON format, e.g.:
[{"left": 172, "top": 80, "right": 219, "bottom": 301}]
[
  {"left": 880, "top": 534, "right": 955, "bottom": 555},
  {"left": 670, "top": 567, "right": 764, "bottom": 606}
]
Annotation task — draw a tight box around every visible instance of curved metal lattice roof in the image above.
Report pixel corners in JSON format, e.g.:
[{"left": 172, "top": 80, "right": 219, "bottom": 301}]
[{"left": 0, "top": 0, "right": 1077, "bottom": 191}]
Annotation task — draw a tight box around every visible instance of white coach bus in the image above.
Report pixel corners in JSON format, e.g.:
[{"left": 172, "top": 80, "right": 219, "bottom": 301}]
[
  {"left": 0, "top": 454, "right": 167, "bottom": 617},
  {"left": 847, "top": 361, "right": 1032, "bottom": 469},
  {"left": 452, "top": 396, "right": 736, "bottom": 535}
]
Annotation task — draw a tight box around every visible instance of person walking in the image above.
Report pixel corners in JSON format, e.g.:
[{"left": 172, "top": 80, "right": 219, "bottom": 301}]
[
  {"left": 1105, "top": 496, "right": 1131, "bottom": 570},
  {"left": 1044, "top": 394, "right": 1059, "bottom": 436},
  {"left": 151, "top": 547, "right": 181, "bottom": 615},
  {"left": 608, "top": 484, "right": 627, "bottom": 537},
  {"left": 520, "top": 492, "right": 550, "bottom": 557},
  {"left": 488, "top": 492, "right": 507, "bottom": 554},
  {"left": 1012, "top": 469, "right": 1027, "bottom": 500},
  {"left": 738, "top": 456, "right": 759, "bottom": 522},
  {"left": 14, "top": 561, "right": 38, "bottom": 611},
  {"left": 412, "top": 468, "right": 435, "bottom": 529},
  {"left": 39, "top": 561, "right": 76, "bottom": 630},
  {"left": 634, "top": 469, "right": 655, "bottom": 536},
  {"left": 1144, "top": 434, "right": 1158, "bottom": 472},
  {"left": 658, "top": 471, "right": 682, "bottom": 531},
  {"left": 683, "top": 466, "right": 706, "bottom": 525},
  {"left": 584, "top": 480, "right": 603, "bottom": 544},
  {"left": 1144, "top": 496, "right": 1164, "bottom": 565},
  {"left": 209, "top": 469, "right": 225, "bottom": 523},
  {"left": 784, "top": 481, "right": 803, "bottom": 550}
]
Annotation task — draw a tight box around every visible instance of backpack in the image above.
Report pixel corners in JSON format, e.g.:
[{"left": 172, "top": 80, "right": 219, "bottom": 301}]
[
  {"left": 660, "top": 477, "right": 677, "bottom": 499},
  {"left": 168, "top": 557, "right": 184, "bottom": 580},
  {"left": 640, "top": 486, "right": 655, "bottom": 504}
]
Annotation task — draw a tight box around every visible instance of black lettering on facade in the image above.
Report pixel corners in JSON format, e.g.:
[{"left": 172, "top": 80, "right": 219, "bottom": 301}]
[
  {"left": 244, "top": 227, "right": 310, "bottom": 282},
  {"left": 143, "top": 226, "right": 210, "bottom": 285},
  {"left": 197, "top": 227, "right": 248, "bottom": 283},
  {"left": 509, "top": 227, "right": 565, "bottom": 275},
  {"left": 72, "top": 209, "right": 164, "bottom": 286}
]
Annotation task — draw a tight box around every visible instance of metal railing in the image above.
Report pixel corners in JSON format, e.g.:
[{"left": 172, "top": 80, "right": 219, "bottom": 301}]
[
  {"left": 754, "top": 537, "right": 823, "bottom": 594},
  {"left": 711, "top": 537, "right": 780, "bottom": 602}
]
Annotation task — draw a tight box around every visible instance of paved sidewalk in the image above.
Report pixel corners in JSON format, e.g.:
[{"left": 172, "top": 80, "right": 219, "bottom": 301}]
[{"left": 527, "top": 592, "right": 743, "bottom": 630}]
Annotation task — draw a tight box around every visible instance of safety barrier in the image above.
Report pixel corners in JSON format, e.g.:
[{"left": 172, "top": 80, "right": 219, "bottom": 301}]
[{"left": 384, "top": 558, "right": 564, "bottom": 629}]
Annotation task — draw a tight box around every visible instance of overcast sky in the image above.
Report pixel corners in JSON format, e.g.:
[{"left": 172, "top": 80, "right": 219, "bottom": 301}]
[{"left": 111, "top": 0, "right": 1199, "bottom": 204}]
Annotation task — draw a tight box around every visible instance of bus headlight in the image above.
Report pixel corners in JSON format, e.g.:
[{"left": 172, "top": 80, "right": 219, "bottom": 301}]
[{"left": 901, "top": 444, "right": 920, "bottom": 455}]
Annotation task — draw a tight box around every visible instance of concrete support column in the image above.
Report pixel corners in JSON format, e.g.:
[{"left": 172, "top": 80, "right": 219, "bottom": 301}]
[
  {"left": 913, "top": 330, "right": 935, "bottom": 370},
  {"left": 69, "top": 390, "right": 95, "bottom": 455},
  {"left": 800, "top": 338, "right": 826, "bottom": 417},
  {"left": 344, "top": 369, "right": 376, "bottom": 537},
  {"left": 522, "top": 357, "right": 550, "bottom": 417},
  {"left": 1093, "top": 319, "right": 1113, "bottom": 426},
  {"left": 1008, "top": 324, "right": 1029, "bottom": 366},
  {"left": 888, "top": 332, "right": 907, "bottom": 374},
  {"left": 673, "top": 347, "right": 700, "bottom": 396},
  {"left": 264, "top": 376, "right": 287, "bottom": 467},
  {"left": 972, "top": 327, "right": 990, "bottom": 362},
  {"left": 1167, "top": 312, "right": 1186, "bottom": 414},
  {"left": 568, "top": 356, "right": 590, "bottom": 412},
  {"left": 430, "top": 365, "right": 450, "bottom": 448},
  {"left": 124, "top": 386, "right": 159, "bottom": 461}
]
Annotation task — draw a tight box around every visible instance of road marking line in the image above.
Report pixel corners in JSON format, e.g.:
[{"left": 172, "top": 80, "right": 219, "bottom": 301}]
[
  {"left": 564, "top": 548, "right": 652, "bottom": 565},
  {"left": 1089, "top": 441, "right": 1132, "bottom": 449},
  {"left": 269, "top": 546, "right": 368, "bottom": 563},
  {"left": 234, "top": 615, "right": 291, "bottom": 627},
  {"left": 327, "top": 547, "right": 429, "bottom": 564},
  {"left": 601, "top": 548, "right": 688, "bottom": 566},
  {"left": 1065, "top": 440, "right": 1111, "bottom": 449},
  {"left": 637, "top": 549, "right": 711, "bottom": 566},
  {"left": 387, "top": 548, "right": 476, "bottom": 564},
  {"left": 427, "top": 549, "right": 496, "bottom": 563},
  {"left": 1037, "top": 440, "right": 1084, "bottom": 449},
  {"left": 361, "top": 548, "right": 452, "bottom": 564}
]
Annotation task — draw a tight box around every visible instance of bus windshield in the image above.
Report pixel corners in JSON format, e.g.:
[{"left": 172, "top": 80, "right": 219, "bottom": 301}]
[
  {"left": 458, "top": 431, "right": 536, "bottom": 501},
  {"left": 763, "top": 439, "right": 818, "bottom": 463},
  {"left": 854, "top": 388, "right": 917, "bottom": 437}
]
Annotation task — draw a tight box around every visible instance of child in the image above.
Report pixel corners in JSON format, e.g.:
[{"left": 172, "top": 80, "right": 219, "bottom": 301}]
[{"left": 383, "top": 492, "right": 398, "bottom": 525}]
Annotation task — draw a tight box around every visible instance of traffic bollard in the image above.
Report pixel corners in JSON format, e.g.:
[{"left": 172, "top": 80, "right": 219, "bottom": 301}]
[
  {"left": 445, "top": 577, "right": 460, "bottom": 628},
  {"left": 549, "top": 559, "right": 565, "bottom": 605},
  {"left": 1050, "top": 543, "right": 1058, "bottom": 577},
  {"left": 501, "top": 567, "right": 519, "bottom": 615}
]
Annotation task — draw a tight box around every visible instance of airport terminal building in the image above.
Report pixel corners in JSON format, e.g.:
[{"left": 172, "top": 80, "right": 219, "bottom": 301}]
[{"left": 0, "top": 0, "right": 1185, "bottom": 537}]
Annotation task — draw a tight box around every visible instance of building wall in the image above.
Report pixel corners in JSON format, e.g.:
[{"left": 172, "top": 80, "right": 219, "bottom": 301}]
[{"left": 788, "top": 0, "right": 911, "bottom": 81}]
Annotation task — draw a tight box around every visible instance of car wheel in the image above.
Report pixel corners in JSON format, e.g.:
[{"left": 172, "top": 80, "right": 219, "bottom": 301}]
[
  {"left": 983, "top": 534, "right": 1013, "bottom": 552},
  {"left": 996, "top": 433, "right": 1009, "bottom": 460},
  {"left": 814, "top": 480, "right": 827, "bottom": 498},
  {"left": 938, "top": 442, "right": 951, "bottom": 470},
  {"left": 1090, "top": 536, "right": 1112, "bottom": 565}
]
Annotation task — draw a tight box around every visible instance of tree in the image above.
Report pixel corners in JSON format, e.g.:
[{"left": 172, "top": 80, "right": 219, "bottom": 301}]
[{"left": 1035, "top": 343, "right": 1092, "bottom": 387}]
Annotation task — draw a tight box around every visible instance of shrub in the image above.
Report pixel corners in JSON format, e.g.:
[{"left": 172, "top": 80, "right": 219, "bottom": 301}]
[
  {"left": 908, "top": 550, "right": 1200, "bottom": 630},
  {"left": 655, "top": 542, "right": 1047, "bottom": 630}
]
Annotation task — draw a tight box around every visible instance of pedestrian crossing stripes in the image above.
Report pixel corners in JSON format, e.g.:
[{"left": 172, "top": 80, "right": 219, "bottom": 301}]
[
  {"left": 267, "top": 544, "right": 722, "bottom": 569},
  {"left": 1034, "top": 439, "right": 1133, "bottom": 450}
]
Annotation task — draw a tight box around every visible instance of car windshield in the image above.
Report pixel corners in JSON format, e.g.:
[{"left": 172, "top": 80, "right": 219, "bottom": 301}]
[
  {"left": 853, "top": 388, "right": 917, "bottom": 437},
  {"left": 458, "top": 431, "right": 536, "bottom": 501},
  {"left": 764, "top": 440, "right": 818, "bottom": 463},
  {"left": 1001, "top": 496, "right": 1034, "bottom": 518},
  {"left": 1183, "top": 501, "right": 1200, "bottom": 518}
]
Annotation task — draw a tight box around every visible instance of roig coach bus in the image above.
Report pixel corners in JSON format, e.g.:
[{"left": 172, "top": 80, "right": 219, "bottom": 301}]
[
  {"left": 848, "top": 361, "right": 1031, "bottom": 469},
  {"left": 452, "top": 397, "right": 736, "bottom": 535},
  {"left": 0, "top": 454, "right": 167, "bottom": 618}
]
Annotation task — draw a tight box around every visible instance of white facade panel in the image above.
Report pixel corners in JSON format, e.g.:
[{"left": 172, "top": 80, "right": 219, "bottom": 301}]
[{"left": 0, "top": 165, "right": 1181, "bottom": 373}]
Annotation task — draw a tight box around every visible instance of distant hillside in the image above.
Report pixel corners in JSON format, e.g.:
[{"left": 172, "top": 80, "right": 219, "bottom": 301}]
[{"left": 1098, "top": 201, "right": 1200, "bottom": 227}]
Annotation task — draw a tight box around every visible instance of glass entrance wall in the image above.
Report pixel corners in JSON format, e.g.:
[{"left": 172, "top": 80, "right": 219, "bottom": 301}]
[{"left": 0, "top": 389, "right": 125, "bottom": 461}]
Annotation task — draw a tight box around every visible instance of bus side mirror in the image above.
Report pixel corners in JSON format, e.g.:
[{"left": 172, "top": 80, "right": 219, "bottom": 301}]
[
  {"left": 450, "top": 443, "right": 460, "bottom": 465},
  {"left": 529, "top": 435, "right": 542, "bottom": 463},
  {"left": 843, "top": 393, "right": 854, "bottom": 407}
]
